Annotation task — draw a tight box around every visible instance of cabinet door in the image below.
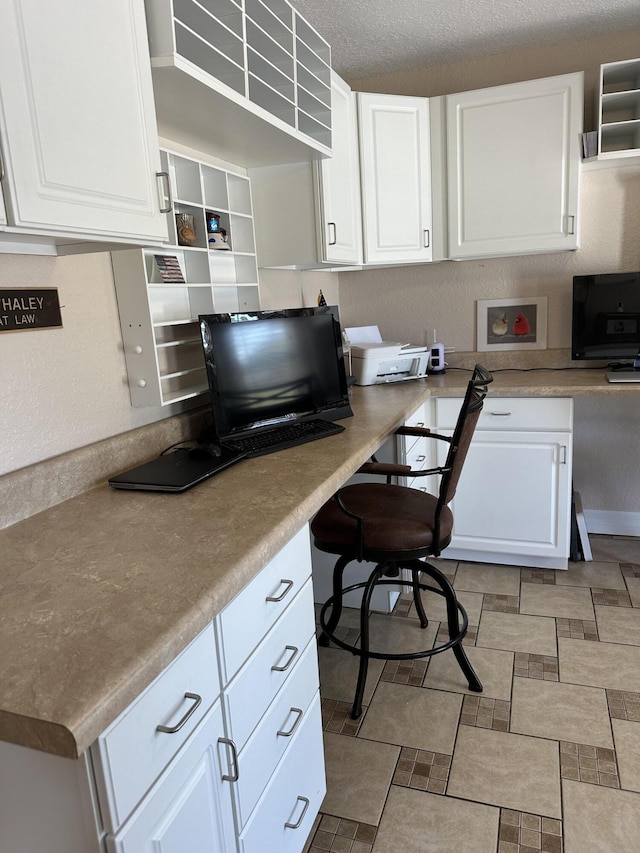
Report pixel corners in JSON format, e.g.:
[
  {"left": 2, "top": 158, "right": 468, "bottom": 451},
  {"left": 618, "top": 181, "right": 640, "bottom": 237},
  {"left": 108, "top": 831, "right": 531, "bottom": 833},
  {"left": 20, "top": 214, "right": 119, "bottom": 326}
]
[
  {"left": 107, "top": 703, "right": 236, "bottom": 853},
  {"left": 358, "top": 93, "right": 432, "bottom": 264},
  {"left": 446, "top": 73, "right": 582, "bottom": 259},
  {"left": 316, "top": 73, "right": 362, "bottom": 264},
  {"left": 440, "top": 430, "right": 572, "bottom": 567},
  {"left": 0, "top": 0, "right": 167, "bottom": 243}
]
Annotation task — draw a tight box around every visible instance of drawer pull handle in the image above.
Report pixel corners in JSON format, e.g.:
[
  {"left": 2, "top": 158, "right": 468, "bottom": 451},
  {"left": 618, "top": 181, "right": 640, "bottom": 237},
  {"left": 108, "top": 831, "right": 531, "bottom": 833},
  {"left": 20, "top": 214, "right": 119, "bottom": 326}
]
[
  {"left": 488, "top": 411, "right": 512, "bottom": 417},
  {"left": 266, "top": 578, "right": 294, "bottom": 602},
  {"left": 415, "top": 455, "right": 426, "bottom": 462},
  {"left": 156, "top": 692, "right": 201, "bottom": 734},
  {"left": 272, "top": 645, "right": 299, "bottom": 672},
  {"left": 218, "top": 737, "right": 239, "bottom": 782},
  {"left": 277, "top": 707, "right": 304, "bottom": 737},
  {"left": 285, "top": 795, "right": 310, "bottom": 829}
]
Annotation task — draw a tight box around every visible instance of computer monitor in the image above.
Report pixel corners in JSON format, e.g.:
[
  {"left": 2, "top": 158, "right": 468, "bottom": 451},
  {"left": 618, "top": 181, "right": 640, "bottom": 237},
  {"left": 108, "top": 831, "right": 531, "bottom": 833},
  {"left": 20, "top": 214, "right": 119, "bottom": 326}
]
[
  {"left": 572, "top": 272, "right": 640, "bottom": 371},
  {"left": 199, "top": 306, "right": 353, "bottom": 443}
]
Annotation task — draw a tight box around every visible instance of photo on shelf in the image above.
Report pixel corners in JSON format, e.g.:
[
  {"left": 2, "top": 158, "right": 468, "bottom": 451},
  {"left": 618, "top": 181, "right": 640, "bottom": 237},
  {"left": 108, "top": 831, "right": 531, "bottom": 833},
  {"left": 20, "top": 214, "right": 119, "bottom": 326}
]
[{"left": 154, "top": 255, "right": 185, "bottom": 284}]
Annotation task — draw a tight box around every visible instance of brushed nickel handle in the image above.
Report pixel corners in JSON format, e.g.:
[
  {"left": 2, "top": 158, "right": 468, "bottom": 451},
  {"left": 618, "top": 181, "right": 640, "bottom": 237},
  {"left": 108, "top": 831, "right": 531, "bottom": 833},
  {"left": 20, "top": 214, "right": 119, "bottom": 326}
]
[
  {"left": 266, "top": 579, "right": 294, "bottom": 602},
  {"left": 156, "top": 171, "right": 173, "bottom": 213},
  {"left": 328, "top": 222, "right": 337, "bottom": 245},
  {"left": 218, "top": 737, "right": 239, "bottom": 782},
  {"left": 567, "top": 214, "right": 575, "bottom": 235},
  {"left": 156, "top": 692, "right": 201, "bottom": 734},
  {"left": 424, "top": 229, "right": 430, "bottom": 248},
  {"left": 285, "top": 795, "right": 310, "bottom": 829},
  {"left": 272, "top": 645, "right": 298, "bottom": 672},
  {"left": 488, "top": 411, "right": 512, "bottom": 417},
  {"left": 277, "top": 707, "right": 304, "bottom": 737}
]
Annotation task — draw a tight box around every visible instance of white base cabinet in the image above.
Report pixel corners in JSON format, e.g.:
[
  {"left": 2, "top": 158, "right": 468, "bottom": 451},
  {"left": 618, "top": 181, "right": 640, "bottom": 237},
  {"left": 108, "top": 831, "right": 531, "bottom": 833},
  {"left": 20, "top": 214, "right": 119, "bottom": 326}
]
[
  {"left": 446, "top": 72, "right": 583, "bottom": 259},
  {"left": 0, "top": 525, "right": 324, "bottom": 853},
  {"left": 398, "top": 397, "right": 574, "bottom": 569},
  {"left": 0, "top": 0, "right": 168, "bottom": 254}
]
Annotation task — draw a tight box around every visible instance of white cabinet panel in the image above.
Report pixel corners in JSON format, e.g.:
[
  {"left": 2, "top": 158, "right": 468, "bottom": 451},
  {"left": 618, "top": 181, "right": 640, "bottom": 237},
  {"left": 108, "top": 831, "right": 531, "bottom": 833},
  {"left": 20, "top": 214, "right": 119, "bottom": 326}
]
[
  {"left": 0, "top": 0, "right": 167, "bottom": 245},
  {"left": 446, "top": 73, "right": 582, "bottom": 259},
  {"left": 358, "top": 93, "right": 432, "bottom": 264}
]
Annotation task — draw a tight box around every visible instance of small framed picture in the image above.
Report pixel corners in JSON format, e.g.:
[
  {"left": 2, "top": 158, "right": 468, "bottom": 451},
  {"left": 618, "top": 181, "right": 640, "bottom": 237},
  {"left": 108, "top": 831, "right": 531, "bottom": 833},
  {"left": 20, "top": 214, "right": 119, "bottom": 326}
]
[{"left": 477, "top": 297, "right": 548, "bottom": 352}]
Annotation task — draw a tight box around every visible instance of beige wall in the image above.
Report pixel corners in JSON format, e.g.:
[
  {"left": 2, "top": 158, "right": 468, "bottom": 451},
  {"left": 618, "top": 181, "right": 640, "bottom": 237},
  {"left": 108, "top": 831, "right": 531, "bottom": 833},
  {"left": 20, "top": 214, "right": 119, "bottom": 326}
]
[{"left": 338, "top": 28, "right": 640, "bottom": 521}]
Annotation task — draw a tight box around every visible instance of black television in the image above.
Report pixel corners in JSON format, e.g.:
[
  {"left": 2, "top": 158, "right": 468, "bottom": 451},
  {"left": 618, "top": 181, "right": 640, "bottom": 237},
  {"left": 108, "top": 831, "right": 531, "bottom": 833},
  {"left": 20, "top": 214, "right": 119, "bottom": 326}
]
[
  {"left": 198, "top": 306, "right": 353, "bottom": 445},
  {"left": 572, "top": 272, "right": 640, "bottom": 378}
]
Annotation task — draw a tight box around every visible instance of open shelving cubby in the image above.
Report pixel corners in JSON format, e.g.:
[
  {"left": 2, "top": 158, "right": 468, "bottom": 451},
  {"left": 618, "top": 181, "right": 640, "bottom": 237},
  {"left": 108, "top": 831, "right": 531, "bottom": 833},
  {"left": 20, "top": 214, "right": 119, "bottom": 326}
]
[
  {"left": 598, "top": 58, "right": 640, "bottom": 158},
  {"left": 112, "top": 148, "right": 260, "bottom": 407}
]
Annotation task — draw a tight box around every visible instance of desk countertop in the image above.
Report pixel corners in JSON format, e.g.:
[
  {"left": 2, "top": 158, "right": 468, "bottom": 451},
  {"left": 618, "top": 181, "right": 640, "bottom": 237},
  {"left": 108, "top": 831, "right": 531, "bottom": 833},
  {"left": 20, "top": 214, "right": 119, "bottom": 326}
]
[{"left": 0, "top": 367, "right": 634, "bottom": 759}]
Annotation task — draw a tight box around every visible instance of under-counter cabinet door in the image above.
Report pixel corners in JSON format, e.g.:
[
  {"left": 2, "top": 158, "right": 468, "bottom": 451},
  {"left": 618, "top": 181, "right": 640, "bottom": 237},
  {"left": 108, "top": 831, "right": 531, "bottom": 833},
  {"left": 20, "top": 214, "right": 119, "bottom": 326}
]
[
  {"left": 316, "top": 73, "right": 363, "bottom": 264},
  {"left": 358, "top": 93, "right": 432, "bottom": 264},
  {"left": 0, "top": 0, "right": 167, "bottom": 244},
  {"left": 107, "top": 702, "right": 236, "bottom": 853},
  {"left": 446, "top": 72, "right": 583, "bottom": 259}
]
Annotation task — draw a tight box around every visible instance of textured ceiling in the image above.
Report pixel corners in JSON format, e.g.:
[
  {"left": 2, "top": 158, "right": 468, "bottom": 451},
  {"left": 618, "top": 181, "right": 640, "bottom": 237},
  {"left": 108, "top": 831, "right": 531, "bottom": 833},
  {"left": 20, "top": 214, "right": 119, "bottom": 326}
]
[{"left": 291, "top": 0, "right": 640, "bottom": 79}]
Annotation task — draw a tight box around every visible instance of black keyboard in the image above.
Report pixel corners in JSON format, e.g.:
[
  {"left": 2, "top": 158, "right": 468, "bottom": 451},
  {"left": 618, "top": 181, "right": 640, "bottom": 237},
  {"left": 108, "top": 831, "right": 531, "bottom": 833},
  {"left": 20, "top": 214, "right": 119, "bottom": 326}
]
[{"left": 225, "top": 419, "right": 344, "bottom": 458}]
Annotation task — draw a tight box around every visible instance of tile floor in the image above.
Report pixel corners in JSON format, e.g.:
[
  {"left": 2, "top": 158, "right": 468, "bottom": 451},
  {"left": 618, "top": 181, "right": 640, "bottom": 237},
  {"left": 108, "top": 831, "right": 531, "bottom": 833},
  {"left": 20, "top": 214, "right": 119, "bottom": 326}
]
[{"left": 303, "top": 534, "right": 640, "bottom": 853}]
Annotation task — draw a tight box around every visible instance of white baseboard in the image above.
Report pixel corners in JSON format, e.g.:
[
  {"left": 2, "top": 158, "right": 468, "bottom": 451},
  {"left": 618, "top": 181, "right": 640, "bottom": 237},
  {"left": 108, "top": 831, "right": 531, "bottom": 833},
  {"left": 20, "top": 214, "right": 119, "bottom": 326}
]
[{"left": 584, "top": 509, "right": 640, "bottom": 537}]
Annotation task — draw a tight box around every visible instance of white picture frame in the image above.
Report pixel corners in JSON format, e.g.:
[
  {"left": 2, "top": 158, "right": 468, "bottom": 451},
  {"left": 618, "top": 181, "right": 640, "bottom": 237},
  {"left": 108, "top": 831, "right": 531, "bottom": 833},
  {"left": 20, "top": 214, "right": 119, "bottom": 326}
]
[{"left": 477, "top": 297, "right": 548, "bottom": 352}]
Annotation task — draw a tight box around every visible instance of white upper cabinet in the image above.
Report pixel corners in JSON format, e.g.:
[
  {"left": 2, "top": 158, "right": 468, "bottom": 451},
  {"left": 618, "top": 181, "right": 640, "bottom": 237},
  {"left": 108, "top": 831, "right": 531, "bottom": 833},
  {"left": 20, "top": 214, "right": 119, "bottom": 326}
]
[
  {"left": 250, "top": 71, "right": 362, "bottom": 268},
  {"left": 358, "top": 92, "right": 433, "bottom": 264},
  {"left": 0, "top": 0, "right": 168, "bottom": 252},
  {"left": 316, "top": 73, "right": 363, "bottom": 265},
  {"left": 446, "top": 72, "right": 583, "bottom": 259}
]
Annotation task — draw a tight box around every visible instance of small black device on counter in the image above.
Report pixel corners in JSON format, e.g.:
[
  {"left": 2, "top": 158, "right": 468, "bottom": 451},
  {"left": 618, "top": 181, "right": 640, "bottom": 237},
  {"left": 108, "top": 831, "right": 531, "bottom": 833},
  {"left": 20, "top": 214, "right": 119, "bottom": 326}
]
[{"left": 108, "top": 445, "right": 245, "bottom": 492}]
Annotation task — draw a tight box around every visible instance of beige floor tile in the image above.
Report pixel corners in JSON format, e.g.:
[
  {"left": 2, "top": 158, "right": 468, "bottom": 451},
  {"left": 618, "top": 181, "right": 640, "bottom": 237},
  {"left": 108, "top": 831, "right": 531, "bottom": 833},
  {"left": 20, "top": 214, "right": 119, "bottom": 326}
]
[
  {"left": 358, "top": 682, "right": 462, "bottom": 754},
  {"left": 421, "top": 588, "right": 484, "bottom": 626},
  {"left": 558, "top": 637, "right": 640, "bottom": 692},
  {"left": 510, "top": 677, "right": 612, "bottom": 748},
  {"left": 476, "top": 610, "right": 557, "bottom": 657},
  {"left": 322, "top": 732, "right": 399, "bottom": 825},
  {"left": 555, "top": 560, "right": 626, "bottom": 590},
  {"left": 318, "top": 645, "right": 385, "bottom": 705},
  {"left": 613, "top": 718, "right": 640, "bottom": 793},
  {"left": 626, "top": 576, "right": 640, "bottom": 607},
  {"left": 372, "top": 786, "right": 499, "bottom": 853},
  {"left": 596, "top": 605, "right": 640, "bottom": 645},
  {"left": 424, "top": 645, "right": 513, "bottom": 701},
  {"left": 367, "top": 612, "right": 439, "bottom": 657},
  {"left": 520, "top": 583, "right": 595, "bottom": 620},
  {"left": 563, "top": 778, "right": 640, "bottom": 852},
  {"left": 590, "top": 535, "right": 640, "bottom": 564},
  {"left": 454, "top": 562, "right": 521, "bottom": 595},
  {"left": 448, "top": 726, "right": 561, "bottom": 817}
]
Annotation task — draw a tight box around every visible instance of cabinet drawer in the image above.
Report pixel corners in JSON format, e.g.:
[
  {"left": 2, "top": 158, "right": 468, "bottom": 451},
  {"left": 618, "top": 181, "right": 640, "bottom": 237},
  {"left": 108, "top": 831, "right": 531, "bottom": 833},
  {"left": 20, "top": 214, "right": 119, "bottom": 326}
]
[
  {"left": 107, "top": 700, "right": 235, "bottom": 853},
  {"left": 436, "top": 396, "right": 573, "bottom": 431},
  {"left": 235, "top": 639, "right": 320, "bottom": 828},
  {"left": 224, "top": 579, "right": 315, "bottom": 753},
  {"left": 93, "top": 624, "right": 218, "bottom": 833},
  {"left": 217, "top": 525, "right": 312, "bottom": 685},
  {"left": 239, "top": 694, "right": 325, "bottom": 853}
]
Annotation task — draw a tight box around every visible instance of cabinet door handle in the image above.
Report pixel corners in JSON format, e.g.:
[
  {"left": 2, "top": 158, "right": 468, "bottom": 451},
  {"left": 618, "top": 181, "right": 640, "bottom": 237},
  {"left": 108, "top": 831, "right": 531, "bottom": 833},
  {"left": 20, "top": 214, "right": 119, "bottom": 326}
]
[
  {"left": 328, "top": 222, "right": 337, "bottom": 245},
  {"left": 285, "top": 795, "right": 310, "bottom": 829},
  {"left": 488, "top": 411, "right": 512, "bottom": 417},
  {"left": 560, "top": 445, "right": 567, "bottom": 464},
  {"left": 156, "top": 692, "right": 201, "bottom": 733},
  {"left": 156, "top": 171, "right": 173, "bottom": 213},
  {"left": 0, "top": 147, "right": 5, "bottom": 182},
  {"left": 277, "top": 707, "right": 304, "bottom": 737},
  {"left": 218, "top": 737, "right": 239, "bottom": 782},
  {"left": 423, "top": 229, "right": 430, "bottom": 248},
  {"left": 266, "top": 578, "right": 294, "bottom": 602},
  {"left": 567, "top": 214, "right": 575, "bottom": 235},
  {"left": 272, "top": 645, "right": 299, "bottom": 672}
]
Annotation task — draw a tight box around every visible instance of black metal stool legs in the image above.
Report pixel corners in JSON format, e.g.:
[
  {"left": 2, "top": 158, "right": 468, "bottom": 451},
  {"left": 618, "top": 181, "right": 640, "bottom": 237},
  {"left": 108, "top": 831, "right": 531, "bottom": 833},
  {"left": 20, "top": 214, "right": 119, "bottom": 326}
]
[
  {"left": 352, "top": 562, "right": 387, "bottom": 719},
  {"left": 318, "top": 554, "right": 352, "bottom": 647}
]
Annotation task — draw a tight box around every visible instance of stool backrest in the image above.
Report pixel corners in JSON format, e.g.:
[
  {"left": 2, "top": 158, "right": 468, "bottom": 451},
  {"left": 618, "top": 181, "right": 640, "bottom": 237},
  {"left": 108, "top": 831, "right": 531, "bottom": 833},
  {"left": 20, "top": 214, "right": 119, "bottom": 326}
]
[{"left": 434, "top": 364, "right": 492, "bottom": 551}]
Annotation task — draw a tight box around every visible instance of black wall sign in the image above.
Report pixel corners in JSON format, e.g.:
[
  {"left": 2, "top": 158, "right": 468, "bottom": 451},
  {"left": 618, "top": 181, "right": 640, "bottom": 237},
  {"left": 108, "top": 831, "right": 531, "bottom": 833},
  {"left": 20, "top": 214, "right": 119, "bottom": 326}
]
[{"left": 0, "top": 289, "right": 62, "bottom": 332}]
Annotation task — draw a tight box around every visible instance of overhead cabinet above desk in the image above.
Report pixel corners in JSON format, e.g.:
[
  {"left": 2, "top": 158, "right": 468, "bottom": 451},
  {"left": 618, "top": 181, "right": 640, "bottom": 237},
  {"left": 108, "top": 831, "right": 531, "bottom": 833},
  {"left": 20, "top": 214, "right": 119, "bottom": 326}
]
[{"left": 144, "top": 0, "right": 333, "bottom": 167}]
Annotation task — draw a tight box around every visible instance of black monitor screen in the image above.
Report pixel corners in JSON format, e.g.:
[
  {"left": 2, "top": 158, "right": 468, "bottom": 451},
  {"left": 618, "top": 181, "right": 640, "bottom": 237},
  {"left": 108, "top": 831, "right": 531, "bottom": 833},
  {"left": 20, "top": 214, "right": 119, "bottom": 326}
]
[
  {"left": 199, "top": 307, "right": 352, "bottom": 440},
  {"left": 572, "top": 272, "right": 640, "bottom": 362}
]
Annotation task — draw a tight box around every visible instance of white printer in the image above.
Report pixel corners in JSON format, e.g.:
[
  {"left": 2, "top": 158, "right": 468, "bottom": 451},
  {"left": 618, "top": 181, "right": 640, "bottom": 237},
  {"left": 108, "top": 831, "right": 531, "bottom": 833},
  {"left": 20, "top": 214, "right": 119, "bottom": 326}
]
[{"left": 345, "top": 326, "right": 429, "bottom": 385}]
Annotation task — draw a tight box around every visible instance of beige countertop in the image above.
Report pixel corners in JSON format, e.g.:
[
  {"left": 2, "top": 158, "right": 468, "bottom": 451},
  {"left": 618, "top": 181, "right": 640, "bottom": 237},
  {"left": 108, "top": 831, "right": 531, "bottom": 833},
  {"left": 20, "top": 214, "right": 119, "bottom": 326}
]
[{"left": 0, "top": 367, "right": 635, "bottom": 760}]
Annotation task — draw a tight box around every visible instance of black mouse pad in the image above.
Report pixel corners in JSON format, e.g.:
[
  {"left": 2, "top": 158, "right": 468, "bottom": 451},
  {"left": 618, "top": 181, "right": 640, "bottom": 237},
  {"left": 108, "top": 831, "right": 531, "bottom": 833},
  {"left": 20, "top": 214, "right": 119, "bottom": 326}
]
[{"left": 108, "top": 446, "right": 245, "bottom": 492}]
